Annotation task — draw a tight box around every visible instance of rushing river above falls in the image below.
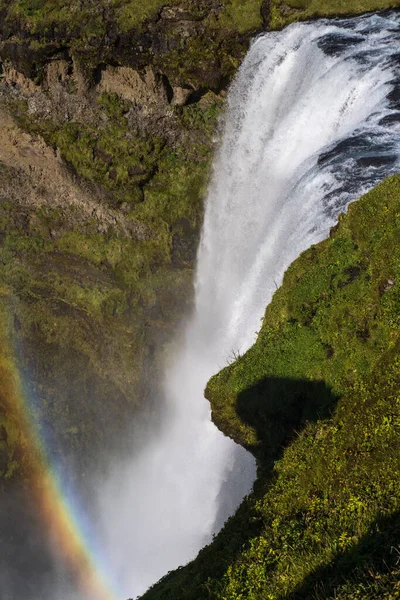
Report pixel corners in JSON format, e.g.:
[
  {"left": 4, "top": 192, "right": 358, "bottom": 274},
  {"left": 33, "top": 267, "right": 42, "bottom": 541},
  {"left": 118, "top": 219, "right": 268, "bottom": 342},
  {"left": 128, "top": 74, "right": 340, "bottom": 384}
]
[{"left": 16, "top": 10, "right": 400, "bottom": 600}]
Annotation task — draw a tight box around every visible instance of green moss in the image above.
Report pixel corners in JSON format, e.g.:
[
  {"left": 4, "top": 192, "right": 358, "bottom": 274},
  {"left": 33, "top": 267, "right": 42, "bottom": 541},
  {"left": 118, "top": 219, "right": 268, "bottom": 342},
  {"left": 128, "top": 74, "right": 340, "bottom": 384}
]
[
  {"left": 4, "top": 0, "right": 396, "bottom": 42},
  {"left": 141, "top": 177, "right": 400, "bottom": 599},
  {"left": 269, "top": 0, "right": 400, "bottom": 29},
  {"left": 49, "top": 119, "right": 163, "bottom": 203},
  {"left": 219, "top": 0, "right": 263, "bottom": 34},
  {"left": 114, "top": 0, "right": 173, "bottom": 30}
]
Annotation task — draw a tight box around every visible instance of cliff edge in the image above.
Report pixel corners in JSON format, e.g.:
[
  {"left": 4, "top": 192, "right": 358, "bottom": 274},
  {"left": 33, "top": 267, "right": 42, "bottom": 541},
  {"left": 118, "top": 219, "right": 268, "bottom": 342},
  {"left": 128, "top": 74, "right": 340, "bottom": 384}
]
[{"left": 142, "top": 176, "right": 400, "bottom": 598}]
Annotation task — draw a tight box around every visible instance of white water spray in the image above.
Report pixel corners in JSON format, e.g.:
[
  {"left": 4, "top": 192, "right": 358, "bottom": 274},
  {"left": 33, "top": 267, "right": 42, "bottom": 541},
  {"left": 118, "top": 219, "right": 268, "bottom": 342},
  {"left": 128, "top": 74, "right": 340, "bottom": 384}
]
[{"left": 95, "top": 11, "right": 400, "bottom": 599}]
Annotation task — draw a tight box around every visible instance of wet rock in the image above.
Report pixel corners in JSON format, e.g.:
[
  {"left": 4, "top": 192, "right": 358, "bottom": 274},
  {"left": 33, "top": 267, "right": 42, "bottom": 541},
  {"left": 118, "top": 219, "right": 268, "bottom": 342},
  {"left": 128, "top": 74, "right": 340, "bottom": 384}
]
[{"left": 261, "top": 0, "right": 271, "bottom": 27}]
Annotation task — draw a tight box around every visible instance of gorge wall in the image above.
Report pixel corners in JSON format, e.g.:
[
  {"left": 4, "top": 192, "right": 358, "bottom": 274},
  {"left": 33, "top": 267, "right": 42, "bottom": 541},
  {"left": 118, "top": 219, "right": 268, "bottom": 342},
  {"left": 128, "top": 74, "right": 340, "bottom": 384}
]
[{"left": 0, "top": 0, "right": 399, "bottom": 598}]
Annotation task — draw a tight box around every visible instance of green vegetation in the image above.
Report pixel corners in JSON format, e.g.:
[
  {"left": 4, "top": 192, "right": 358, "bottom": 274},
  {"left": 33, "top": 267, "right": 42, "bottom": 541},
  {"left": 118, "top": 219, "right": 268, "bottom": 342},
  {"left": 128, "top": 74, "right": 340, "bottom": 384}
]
[
  {"left": 141, "top": 176, "right": 400, "bottom": 599},
  {"left": 269, "top": 0, "right": 400, "bottom": 29},
  {"left": 218, "top": 0, "right": 263, "bottom": 34},
  {"left": 1, "top": 0, "right": 397, "bottom": 99},
  {"left": 1, "top": 0, "right": 397, "bottom": 46},
  {"left": 0, "top": 0, "right": 257, "bottom": 38},
  {"left": 0, "top": 89, "right": 221, "bottom": 480},
  {"left": 0, "top": 0, "right": 166, "bottom": 36}
]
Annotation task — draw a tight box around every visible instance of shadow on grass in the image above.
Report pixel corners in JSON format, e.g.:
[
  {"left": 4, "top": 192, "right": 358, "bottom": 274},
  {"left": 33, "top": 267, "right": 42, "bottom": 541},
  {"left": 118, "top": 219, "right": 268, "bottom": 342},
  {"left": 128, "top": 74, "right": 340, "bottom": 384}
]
[
  {"left": 236, "top": 376, "right": 339, "bottom": 461},
  {"left": 141, "top": 376, "right": 340, "bottom": 600},
  {"left": 282, "top": 509, "right": 400, "bottom": 599}
]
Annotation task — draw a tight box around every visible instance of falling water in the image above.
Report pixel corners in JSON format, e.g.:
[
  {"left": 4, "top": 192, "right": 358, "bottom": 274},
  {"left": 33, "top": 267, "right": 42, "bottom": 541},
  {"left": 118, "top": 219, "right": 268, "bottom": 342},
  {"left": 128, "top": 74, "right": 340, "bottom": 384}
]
[
  {"left": 94, "top": 11, "right": 400, "bottom": 599},
  {"left": 30, "top": 10, "right": 400, "bottom": 600}
]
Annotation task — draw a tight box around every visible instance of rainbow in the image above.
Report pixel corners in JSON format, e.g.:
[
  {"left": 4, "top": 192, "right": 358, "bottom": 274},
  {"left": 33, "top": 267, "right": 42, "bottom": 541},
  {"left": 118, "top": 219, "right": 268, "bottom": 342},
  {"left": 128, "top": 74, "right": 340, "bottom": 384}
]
[{"left": 0, "top": 317, "right": 119, "bottom": 600}]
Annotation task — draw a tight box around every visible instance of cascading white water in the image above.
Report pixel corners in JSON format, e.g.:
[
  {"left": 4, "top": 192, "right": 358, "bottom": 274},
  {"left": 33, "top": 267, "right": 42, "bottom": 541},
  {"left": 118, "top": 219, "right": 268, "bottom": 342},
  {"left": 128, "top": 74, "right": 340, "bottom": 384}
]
[{"left": 95, "top": 11, "right": 400, "bottom": 599}]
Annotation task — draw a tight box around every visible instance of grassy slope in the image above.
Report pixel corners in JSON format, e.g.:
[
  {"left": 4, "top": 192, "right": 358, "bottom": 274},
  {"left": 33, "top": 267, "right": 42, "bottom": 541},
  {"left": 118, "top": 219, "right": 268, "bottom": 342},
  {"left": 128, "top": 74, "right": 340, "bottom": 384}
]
[
  {"left": 141, "top": 176, "right": 400, "bottom": 599},
  {"left": 0, "top": 0, "right": 262, "bottom": 36}
]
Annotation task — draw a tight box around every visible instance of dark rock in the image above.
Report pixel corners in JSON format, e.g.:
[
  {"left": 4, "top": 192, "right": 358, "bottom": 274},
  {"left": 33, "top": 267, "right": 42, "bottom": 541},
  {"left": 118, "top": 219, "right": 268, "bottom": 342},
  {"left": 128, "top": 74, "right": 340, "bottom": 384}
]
[
  {"left": 94, "top": 146, "right": 113, "bottom": 165},
  {"left": 0, "top": 41, "right": 65, "bottom": 82},
  {"left": 0, "top": 425, "right": 7, "bottom": 444},
  {"left": 171, "top": 218, "right": 199, "bottom": 267},
  {"left": 109, "top": 168, "right": 117, "bottom": 181},
  {"left": 128, "top": 165, "right": 147, "bottom": 177},
  {"left": 261, "top": 0, "right": 271, "bottom": 28},
  {"left": 0, "top": 445, "right": 8, "bottom": 473}
]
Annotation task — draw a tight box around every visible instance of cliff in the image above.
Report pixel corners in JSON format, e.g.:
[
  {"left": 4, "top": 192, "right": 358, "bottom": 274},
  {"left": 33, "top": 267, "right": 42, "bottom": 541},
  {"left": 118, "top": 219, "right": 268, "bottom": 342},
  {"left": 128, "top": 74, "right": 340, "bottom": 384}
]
[{"left": 141, "top": 176, "right": 400, "bottom": 598}]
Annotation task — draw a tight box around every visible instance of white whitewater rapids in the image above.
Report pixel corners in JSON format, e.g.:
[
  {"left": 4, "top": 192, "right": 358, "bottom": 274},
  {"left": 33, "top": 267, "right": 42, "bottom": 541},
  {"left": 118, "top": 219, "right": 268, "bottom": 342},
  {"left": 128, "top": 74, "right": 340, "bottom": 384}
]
[{"left": 96, "top": 11, "right": 400, "bottom": 599}]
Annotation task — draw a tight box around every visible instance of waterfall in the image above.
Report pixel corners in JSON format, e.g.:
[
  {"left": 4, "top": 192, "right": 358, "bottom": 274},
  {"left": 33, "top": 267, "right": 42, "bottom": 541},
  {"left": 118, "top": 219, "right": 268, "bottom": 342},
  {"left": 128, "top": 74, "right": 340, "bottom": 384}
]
[{"left": 92, "top": 10, "right": 400, "bottom": 600}]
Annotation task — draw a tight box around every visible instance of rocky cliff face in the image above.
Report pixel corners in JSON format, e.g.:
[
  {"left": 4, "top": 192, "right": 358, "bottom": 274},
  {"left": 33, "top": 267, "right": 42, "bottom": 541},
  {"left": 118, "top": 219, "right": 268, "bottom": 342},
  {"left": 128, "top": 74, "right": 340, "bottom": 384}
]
[{"left": 0, "top": 6, "right": 228, "bottom": 481}]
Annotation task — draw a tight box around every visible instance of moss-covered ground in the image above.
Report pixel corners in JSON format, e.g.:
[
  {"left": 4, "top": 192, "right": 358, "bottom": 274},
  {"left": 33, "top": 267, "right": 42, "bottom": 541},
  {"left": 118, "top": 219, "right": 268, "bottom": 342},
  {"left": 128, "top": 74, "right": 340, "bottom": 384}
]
[
  {"left": 0, "top": 0, "right": 261, "bottom": 38},
  {"left": 141, "top": 176, "right": 400, "bottom": 599},
  {"left": 269, "top": 0, "right": 400, "bottom": 28}
]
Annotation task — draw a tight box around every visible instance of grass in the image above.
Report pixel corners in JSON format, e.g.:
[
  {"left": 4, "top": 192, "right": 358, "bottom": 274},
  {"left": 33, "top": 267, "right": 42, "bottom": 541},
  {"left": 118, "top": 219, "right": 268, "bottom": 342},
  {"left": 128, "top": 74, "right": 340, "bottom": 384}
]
[
  {"left": 140, "top": 176, "right": 400, "bottom": 599},
  {"left": 219, "top": 0, "right": 264, "bottom": 33},
  {"left": 0, "top": 0, "right": 169, "bottom": 35},
  {"left": 269, "top": 0, "right": 400, "bottom": 29}
]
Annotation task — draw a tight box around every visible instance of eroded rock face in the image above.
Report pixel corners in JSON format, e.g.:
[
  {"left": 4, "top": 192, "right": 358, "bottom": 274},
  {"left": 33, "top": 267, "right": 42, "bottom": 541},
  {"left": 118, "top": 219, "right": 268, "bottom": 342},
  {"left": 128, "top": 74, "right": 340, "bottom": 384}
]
[
  {"left": 0, "top": 0, "right": 253, "bottom": 103},
  {"left": 2, "top": 64, "right": 39, "bottom": 95},
  {"left": 0, "top": 14, "right": 246, "bottom": 593},
  {"left": 0, "top": 53, "right": 208, "bottom": 488},
  {"left": 44, "top": 59, "right": 71, "bottom": 87},
  {"left": 0, "top": 109, "right": 134, "bottom": 235},
  {"left": 172, "top": 85, "right": 193, "bottom": 106},
  {"left": 0, "top": 7, "right": 260, "bottom": 556},
  {"left": 97, "top": 65, "right": 170, "bottom": 112}
]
